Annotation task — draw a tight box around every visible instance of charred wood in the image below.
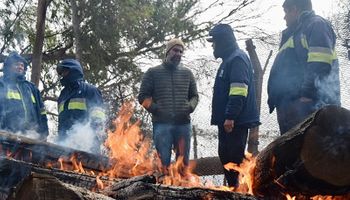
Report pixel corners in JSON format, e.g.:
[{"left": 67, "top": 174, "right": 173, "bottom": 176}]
[
  {"left": 103, "top": 177, "right": 257, "bottom": 200},
  {"left": 253, "top": 105, "right": 350, "bottom": 197},
  {"left": 8, "top": 173, "right": 113, "bottom": 200},
  {"left": 0, "top": 157, "right": 118, "bottom": 197},
  {"left": 0, "top": 131, "right": 110, "bottom": 172}
]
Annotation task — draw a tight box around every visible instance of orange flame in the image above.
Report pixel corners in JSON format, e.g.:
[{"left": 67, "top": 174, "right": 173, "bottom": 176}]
[
  {"left": 103, "top": 102, "right": 160, "bottom": 179},
  {"left": 96, "top": 176, "right": 104, "bottom": 190},
  {"left": 223, "top": 153, "right": 256, "bottom": 194}
]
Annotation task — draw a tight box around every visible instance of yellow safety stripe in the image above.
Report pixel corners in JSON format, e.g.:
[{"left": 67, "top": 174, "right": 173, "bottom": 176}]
[
  {"left": 68, "top": 98, "right": 87, "bottom": 111},
  {"left": 58, "top": 102, "right": 64, "bottom": 114},
  {"left": 301, "top": 34, "right": 308, "bottom": 49},
  {"left": 91, "top": 107, "right": 106, "bottom": 120},
  {"left": 6, "top": 90, "right": 21, "bottom": 100},
  {"left": 279, "top": 36, "right": 294, "bottom": 52},
  {"left": 229, "top": 83, "right": 248, "bottom": 97},
  {"left": 31, "top": 94, "right": 36, "bottom": 103},
  {"left": 40, "top": 108, "right": 47, "bottom": 115},
  {"left": 308, "top": 47, "right": 337, "bottom": 64}
]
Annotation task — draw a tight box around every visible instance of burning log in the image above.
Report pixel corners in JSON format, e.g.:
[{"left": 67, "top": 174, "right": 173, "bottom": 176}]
[
  {"left": 7, "top": 173, "right": 114, "bottom": 200},
  {"left": 0, "top": 131, "right": 110, "bottom": 172},
  {"left": 0, "top": 156, "right": 119, "bottom": 198},
  {"left": 102, "top": 174, "right": 257, "bottom": 200},
  {"left": 253, "top": 105, "right": 350, "bottom": 198}
]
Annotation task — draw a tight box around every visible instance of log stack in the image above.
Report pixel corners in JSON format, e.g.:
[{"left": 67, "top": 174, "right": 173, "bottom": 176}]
[
  {"left": 252, "top": 105, "right": 350, "bottom": 198},
  {"left": 1, "top": 105, "right": 350, "bottom": 199},
  {"left": 0, "top": 130, "right": 256, "bottom": 200}
]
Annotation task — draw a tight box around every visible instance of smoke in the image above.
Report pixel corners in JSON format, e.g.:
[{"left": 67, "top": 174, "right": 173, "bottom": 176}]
[
  {"left": 314, "top": 60, "right": 341, "bottom": 109},
  {"left": 20, "top": 130, "right": 42, "bottom": 140},
  {"left": 54, "top": 120, "right": 103, "bottom": 155}
]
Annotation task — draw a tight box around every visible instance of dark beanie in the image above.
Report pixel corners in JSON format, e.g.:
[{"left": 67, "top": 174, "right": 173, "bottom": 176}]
[
  {"left": 206, "top": 24, "right": 236, "bottom": 43},
  {"left": 283, "top": 0, "right": 312, "bottom": 11}
]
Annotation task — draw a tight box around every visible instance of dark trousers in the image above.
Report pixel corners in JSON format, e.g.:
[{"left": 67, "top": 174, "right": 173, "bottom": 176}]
[
  {"left": 217, "top": 125, "right": 248, "bottom": 187},
  {"left": 276, "top": 99, "right": 316, "bottom": 134}
]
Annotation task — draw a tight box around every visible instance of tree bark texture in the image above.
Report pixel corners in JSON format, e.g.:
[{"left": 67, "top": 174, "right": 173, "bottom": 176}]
[
  {"left": 31, "top": 0, "right": 51, "bottom": 86},
  {"left": 252, "top": 105, "right": 350, "bottom": 197},
  {"left": 70, "top": 0, "right": 82, "bottom": 61},
  {"left": 245, "top": 39, "right": 264, "bottom": 155}
]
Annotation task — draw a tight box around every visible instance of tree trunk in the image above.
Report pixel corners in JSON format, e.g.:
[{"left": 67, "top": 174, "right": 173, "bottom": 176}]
[
  {"left": 70, "top": 0, "right": 82, "bottom": 61},
  {"left": 31, "top": 0, "right": 51, "bottom": 86},
  {"left": 245, "top": 39, "right": 264, "bottom": 155},
  {"left": 252, "top": 105, "right": 350, "bottom": 197}
]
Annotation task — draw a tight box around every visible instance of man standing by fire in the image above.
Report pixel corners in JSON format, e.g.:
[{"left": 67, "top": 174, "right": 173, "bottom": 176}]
[
  {"left": 267, "top": 0, "right": 340, "bottom": 134},
  {"left": 207, "top": 24, "right": 260, "bottom": 188},
  {"left": 0, "top": 52, "right": 49, "bottom": 140},
  {"left": 56, "top": 59, "right": 106, "bottom": 154},
  {"left": 138, "top": 38, "right": 199, "bottom": 172}
]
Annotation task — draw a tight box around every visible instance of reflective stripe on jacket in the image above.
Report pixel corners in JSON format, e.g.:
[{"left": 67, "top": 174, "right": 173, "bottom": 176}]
[
  {"left": 211, "top": 48, "right": 260, "bottom": 127},
  {"left": 268, "top": 11, "right": 340, "bottom": 109},
  {"left": 57, "top": 81, "right": 105, "bottom": 138},
  {"left": 0, "top": 77, "right": 48, "bottom": 137}
]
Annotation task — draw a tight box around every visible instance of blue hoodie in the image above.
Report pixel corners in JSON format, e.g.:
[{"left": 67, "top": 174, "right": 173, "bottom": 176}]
[
  {"left": 0, "top": 52, "right": 48, "bottom": 138},
  {"left": 57, "top": 59, "right": 106, "bottom": 140}
]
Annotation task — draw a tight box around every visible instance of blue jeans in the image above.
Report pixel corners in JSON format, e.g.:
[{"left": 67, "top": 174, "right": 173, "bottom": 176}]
[{"left": 152, "top": 123, "right": 191, "bottom": 167}]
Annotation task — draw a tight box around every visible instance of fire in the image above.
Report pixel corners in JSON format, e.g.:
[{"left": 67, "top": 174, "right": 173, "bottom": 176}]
[
  {"left": 44, "top": 101, "right": 349, "bottom": 199},
  {"left": 100, "top": 102, "right": 204, "bottom": 188},
  {"left": 103, "top": 102, "right": 160, "bottom": 179},
  {"left": 96, "top": 176, "right": 104, "bottom": 190},
  {"left": 223, "top": 153, "right": 256, "bottom": 194}
]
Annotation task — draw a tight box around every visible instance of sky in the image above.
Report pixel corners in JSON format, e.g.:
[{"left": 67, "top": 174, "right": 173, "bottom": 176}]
[{"left": 188, "top": 0, "right": 346, "bottom": 140}]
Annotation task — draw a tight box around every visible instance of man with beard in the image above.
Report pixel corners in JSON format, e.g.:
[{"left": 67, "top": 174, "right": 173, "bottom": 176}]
[
  {"left": 56, "top": 59, "right": 106, "bottom": 154},
  {"left": 0, "top": 52, "right": 48, "bottom": 140},
  {"left": 207, "top": 24, "right": 260, "bottom": 188},
  {"left": 138, "top": 38, "right": 199, "bottom": 172}
]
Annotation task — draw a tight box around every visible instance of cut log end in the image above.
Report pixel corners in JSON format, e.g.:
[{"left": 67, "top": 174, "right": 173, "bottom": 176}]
[{"left": 301, "top": 106, "right": 350, "bottom": 186}]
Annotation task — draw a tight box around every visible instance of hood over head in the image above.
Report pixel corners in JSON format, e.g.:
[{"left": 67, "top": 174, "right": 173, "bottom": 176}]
[
  {"left": 207, "top": 24, "right": 238, "bottom": 59},
  {"left": 57, "top": 59, "right": 84, "bottom": 86},
  {"left": 3, "top": 52, "right": 28, "bottom": 79}
]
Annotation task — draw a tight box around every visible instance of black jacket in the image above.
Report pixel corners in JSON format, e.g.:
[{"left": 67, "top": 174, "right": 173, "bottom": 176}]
[{"left": 138, "top": 63, "right": 198, "bottom": 124}]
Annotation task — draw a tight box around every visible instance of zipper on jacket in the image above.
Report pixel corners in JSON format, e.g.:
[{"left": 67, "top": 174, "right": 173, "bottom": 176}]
[{"left": 170, "top": 70, "right": 175, "bottom": 118}]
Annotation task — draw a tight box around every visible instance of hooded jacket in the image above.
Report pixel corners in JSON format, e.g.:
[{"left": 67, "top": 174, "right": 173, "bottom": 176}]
[
  {"left": 0, "top": 52, "right": 48, "bottom": 138},
  {"left": 268, "top": 11, "right": 340, "bottom": 111},
  {"left": 57, "top": 59, "right": 106, "bottom": 139},
  {"left": 209, "top": 24, "right": 260, "bottom": 127}
]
